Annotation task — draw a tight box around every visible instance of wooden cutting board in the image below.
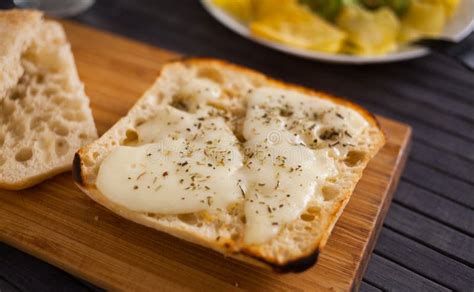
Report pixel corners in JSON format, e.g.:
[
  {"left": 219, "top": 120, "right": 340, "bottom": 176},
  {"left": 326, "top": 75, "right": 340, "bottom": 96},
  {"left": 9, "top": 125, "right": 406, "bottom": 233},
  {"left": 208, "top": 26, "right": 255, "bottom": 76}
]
[{"left": 0, "top": 20, "right": 412, "bottom": 291}]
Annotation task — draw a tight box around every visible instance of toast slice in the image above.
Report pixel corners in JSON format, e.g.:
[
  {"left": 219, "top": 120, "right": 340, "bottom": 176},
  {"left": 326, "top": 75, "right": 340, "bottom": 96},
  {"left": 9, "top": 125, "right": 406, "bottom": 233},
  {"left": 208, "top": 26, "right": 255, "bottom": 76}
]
[
  {"left": 73, "top": 58, "right": 385, "bottom": 272},
  {"left": 0, "top": 10, "right": 97, "bottom": 190}
]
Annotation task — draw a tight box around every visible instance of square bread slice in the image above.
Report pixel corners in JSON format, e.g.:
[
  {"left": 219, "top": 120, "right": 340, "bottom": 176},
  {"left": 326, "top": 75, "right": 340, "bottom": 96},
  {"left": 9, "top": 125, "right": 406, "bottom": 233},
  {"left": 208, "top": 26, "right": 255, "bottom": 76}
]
[
  {"left": 73, "top": 58, "right": 385, "bottom": 272},
  {"left": 0, "top": 10, "right": 97, "bottom": 190}
]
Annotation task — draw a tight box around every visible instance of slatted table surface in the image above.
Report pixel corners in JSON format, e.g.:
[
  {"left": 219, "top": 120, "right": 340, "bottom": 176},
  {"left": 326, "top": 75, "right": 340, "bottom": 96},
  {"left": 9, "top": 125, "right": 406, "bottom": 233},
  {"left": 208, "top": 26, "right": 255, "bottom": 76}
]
[{"left": 1, "top": 0, "right": 473, "bottom": 291}]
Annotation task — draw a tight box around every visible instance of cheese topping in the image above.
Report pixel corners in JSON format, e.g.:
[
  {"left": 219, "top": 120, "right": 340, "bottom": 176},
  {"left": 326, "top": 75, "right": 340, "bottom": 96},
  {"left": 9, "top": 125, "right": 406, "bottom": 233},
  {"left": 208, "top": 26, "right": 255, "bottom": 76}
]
[
  {"left": 240, "top": 91, "right": 337, "bottom": 244},
  {"left": 96, "top": 106, "right": 243, "bottom": 214},
  {"left": 96, "top": 82, "right": 369, "bottom": 245}
]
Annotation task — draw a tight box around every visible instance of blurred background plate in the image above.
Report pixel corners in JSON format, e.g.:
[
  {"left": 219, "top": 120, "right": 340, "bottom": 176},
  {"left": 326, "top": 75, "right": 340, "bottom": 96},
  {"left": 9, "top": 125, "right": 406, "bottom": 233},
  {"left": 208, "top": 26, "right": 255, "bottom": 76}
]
[{"left": 201, "top": 0, "right": 474, "bottom": 64}]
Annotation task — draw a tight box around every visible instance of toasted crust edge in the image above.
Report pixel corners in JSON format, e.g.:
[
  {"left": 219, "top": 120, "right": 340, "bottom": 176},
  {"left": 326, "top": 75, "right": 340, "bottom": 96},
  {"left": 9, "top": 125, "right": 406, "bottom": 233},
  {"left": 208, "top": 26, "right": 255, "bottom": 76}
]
[
  {"left": 73, "top": 57, "right": 386, "bottom": 271},
  {"left": 72, "top": 153, "right": 84, "bottom": 186}
]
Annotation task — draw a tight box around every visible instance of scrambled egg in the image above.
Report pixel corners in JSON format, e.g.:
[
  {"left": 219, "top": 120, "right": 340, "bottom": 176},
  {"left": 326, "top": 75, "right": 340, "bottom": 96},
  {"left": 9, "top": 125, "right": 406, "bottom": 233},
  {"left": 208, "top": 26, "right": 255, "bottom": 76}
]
[{"left": 213, "top": 0, "right": 460, "bottom": 56}]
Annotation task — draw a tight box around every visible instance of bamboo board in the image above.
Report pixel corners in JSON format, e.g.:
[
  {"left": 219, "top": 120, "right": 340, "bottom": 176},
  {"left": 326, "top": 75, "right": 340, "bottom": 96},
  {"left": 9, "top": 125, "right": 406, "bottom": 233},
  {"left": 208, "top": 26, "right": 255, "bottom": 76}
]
[{"left": 0, "top": 20, "right": 412, "bottom": 291}]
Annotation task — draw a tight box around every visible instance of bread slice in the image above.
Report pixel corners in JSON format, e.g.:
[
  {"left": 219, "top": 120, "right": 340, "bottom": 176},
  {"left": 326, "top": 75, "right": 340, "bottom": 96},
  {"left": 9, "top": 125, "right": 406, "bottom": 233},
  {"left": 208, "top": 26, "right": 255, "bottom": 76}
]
[
  {"left": 73, "top": 58, "right": 385, "bottom": 272},
  {"left": 0, "top": 10, "right": 97, "bottom": 190}
]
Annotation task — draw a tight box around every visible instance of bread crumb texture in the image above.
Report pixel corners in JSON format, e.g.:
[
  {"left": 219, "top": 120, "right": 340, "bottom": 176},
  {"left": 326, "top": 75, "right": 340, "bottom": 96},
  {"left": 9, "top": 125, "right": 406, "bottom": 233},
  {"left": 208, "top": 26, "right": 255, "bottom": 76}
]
[{"left": 0, "top": 12, "right": 97, "bottom": 189}]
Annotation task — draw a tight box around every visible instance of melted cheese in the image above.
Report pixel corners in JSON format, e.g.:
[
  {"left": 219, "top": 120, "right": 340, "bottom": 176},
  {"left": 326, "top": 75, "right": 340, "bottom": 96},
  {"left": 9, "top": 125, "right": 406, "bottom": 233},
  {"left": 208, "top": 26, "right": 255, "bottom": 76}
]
[
  {"left": 241, "top": 92, "right": 338, "bottom": 244},
  {"left": 96, "top": 106, "right": 243, "bottom": 213},
  {"left": 176, "top": 78, "right": 221, "bottom": 112},
  {"left": 96, "top": 82, "right": 369, "bottom": 245}
]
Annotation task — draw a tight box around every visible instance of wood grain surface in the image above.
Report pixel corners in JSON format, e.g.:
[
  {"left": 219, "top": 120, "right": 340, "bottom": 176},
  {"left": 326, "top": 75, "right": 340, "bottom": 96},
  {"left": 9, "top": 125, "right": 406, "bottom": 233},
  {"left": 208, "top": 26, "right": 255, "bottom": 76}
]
[{"left": 0, "top": 20, "right": 411, "bottom": 291}]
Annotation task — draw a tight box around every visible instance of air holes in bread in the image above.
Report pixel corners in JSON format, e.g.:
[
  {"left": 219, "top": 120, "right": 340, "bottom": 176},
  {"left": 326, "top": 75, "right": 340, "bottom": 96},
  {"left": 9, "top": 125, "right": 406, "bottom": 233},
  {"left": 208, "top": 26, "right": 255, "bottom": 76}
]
[
  {"left": 322, "top": 185, "right": 339, "bottom": 201},
  {"left": 15, "top": 147, "right": 33, "bottom": 162},
  {"left": 300, "top": 213, "right": 315, "bottom": 222},
  {"left": 8, "top": 121, "right": 26, "bottom": 140},
  {"left": 123, "top": 129, "right": 139, "bottom": 145},
  {"left": 170, "top": 95, "right": 189, "bottom": 112},
  {"left": 79, "top": 133, "right": 88, "bottom": 139},
  {"left": 30, "top": 117, "right": 41, "bottom": 130},
  {"left": 36, "top": 73, "right": 45, "bottom": 84},
  {"left": 344, "top": 150, "right": 366, "bottom": 167},
  {"left": 197, "top": 67, "right": 224, "bottom": 84},
  {"left": 0, "top": 134, "right": 4, "bottom": 147},
  {"left": 55, "top": 138, "right": 69, "bottom": 157},
  {"left": 177, "top": 213, "right": 198, "bottom": 225},
  {"left": 63, "top": 111, "right": 86, "bottom": 122},
  {"left": 9, "top": 90, "right": 22, "bottom": 100},
  {"left": 49, "top": 121, "right": 69, "bottom": 136},
  {"left": 51, "top": 95, "right": 64, "bottom": 105},
  {"left": 306, "top": 206, "right": 320, "bottom": 215},
  {"left": 64, "top": 99, "right": 82, "bottom": 109},
  {"left": 293, "top": 236, "right": 303, "bottom": 242},
  {"left": 0, "top": 155, "right": 5, "bottom": 166},
  {"left": 135, "top": 118, "right": 145, "bottom": 127},
  {"left": 43, "top": 87, "right": 58, "bottom": 97}
]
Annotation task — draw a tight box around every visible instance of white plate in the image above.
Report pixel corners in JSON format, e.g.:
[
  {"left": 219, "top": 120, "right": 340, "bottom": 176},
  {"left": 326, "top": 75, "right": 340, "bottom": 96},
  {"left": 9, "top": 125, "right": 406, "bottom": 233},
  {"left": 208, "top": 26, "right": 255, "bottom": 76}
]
[{"left": 201, "top": 0, "right": 474, "bottom": 64}]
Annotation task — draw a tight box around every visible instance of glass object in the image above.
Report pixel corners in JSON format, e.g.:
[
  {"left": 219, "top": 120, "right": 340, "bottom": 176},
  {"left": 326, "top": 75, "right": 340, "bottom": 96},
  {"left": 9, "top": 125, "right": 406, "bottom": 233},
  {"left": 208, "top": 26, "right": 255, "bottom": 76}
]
[{"left": 14, "top": 0, "right": 95, "bottom": 17}]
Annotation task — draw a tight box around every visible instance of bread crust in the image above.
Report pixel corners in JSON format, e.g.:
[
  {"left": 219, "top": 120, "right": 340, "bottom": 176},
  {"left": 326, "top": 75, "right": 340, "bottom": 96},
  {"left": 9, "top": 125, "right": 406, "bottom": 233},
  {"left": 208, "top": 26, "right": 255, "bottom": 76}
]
[
  {"left": 74, "top": 58, "right": 385, "bottom": 271},
  {"left": 0, "top": 165, "right": 71, "bottom": 191}
]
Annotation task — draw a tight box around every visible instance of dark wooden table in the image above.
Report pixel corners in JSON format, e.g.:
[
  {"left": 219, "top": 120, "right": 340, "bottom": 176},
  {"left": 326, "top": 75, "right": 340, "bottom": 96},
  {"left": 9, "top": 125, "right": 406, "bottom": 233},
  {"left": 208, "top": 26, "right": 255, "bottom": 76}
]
[{"left": 1, "top": 0, "right": 473, "bottom": 291}]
